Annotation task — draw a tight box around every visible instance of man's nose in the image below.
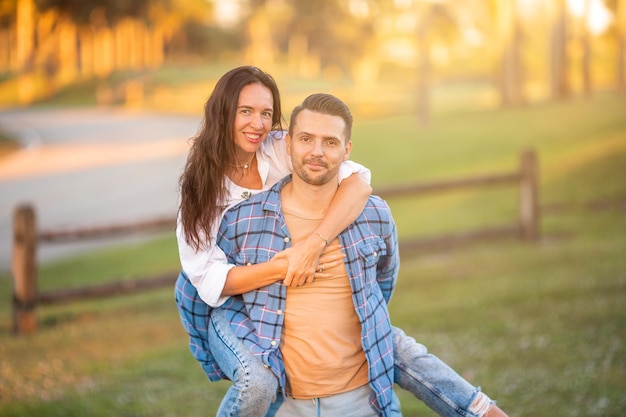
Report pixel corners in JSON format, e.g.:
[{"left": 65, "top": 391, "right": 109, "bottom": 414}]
[{"left": 310, "top": 140, "right": 324, "bottom": 155}]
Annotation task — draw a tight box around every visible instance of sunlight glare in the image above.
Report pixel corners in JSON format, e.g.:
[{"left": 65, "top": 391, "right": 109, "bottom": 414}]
[
  {"left": 568, "top": 0, "right": 613, "bottom": 35},
  {"left": 586, "top": 0, "right": 612, "bottom": 35},
  {"left": 349, "top": 0, "right": 371, "bottom": 18},
  {"left": 212, "top": 0, "right": 243, "bottom": 27},
  {"left": 568, "top": 0, "right": 586, "bottom": 17}
]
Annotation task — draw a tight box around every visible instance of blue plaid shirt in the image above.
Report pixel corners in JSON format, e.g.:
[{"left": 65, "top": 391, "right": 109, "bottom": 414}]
[{"left": 216, "top": 176, "right": 400, "bottom": 417}]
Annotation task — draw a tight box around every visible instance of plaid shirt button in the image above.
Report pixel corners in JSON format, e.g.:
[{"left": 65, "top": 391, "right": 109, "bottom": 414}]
[{"left": 283, "top": 237, "right": 290, "bottom": 243}]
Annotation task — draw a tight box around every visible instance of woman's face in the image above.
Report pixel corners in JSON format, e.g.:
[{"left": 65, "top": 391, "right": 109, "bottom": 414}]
[{"left": 232, "top": 83, "right": 274, "bottom": 157}]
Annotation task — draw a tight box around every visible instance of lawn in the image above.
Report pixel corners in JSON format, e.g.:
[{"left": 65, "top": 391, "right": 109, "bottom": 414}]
[{"left": 0, "top": 86, "right": 624, "bottom": 416}]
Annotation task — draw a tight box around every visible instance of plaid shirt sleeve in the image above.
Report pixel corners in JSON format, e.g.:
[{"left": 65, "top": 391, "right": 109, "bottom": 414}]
[{"left": 376, "top": 203, "right": 399, "bottom": 304}]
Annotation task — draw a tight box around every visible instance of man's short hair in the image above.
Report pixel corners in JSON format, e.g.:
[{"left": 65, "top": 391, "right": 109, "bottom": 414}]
[{"left": 289, "top": 93, "right": 353, "bottom": 141}]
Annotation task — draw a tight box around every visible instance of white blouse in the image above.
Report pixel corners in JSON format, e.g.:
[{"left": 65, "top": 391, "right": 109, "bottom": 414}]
[{"left": 176, "top": 131, "right": 371, "bottom": 307}]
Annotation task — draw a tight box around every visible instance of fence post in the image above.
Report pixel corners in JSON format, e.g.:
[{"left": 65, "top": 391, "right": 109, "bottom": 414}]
[
  {"left": 12, "top": 204, "right": 38, "bottom": 335},
  {"left": 519, "top": 149, "right": 540, "bottom": 241}
]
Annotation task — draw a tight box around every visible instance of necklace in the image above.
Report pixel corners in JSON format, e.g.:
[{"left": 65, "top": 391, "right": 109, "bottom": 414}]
[{"left": 229, "top": 153, "right": 255, "bottom": 169}]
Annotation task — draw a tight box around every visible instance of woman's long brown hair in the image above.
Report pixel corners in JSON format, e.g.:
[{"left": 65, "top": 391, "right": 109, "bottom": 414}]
[{"left": 178, "top": 66, "right": 283, "bottom": 250}]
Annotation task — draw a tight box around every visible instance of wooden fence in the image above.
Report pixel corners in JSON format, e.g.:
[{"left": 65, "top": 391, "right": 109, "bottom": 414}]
[
  {"left": 11, "top": 149, "right": 539, "bottom": 335},
  {"left": 378, "top": 149, "right": 539, "bottom": 251}
]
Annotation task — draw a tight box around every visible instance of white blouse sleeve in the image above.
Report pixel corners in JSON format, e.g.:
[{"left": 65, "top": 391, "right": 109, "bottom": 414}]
[
  {"left": 176, "top": 213, "right": 234, "bottom": 308},
  {"left": 338, "top": 160, "right": 371, "bottom": 185}
]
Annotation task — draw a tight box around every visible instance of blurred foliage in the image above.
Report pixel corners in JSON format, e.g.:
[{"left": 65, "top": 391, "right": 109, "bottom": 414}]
[
  {"left": 34, "top": 0, "right": 151, "bottom": 23},
  {"left": 282, "top": 0, "right": 376, "bottom": 72},
  {"left": 0, "top": 0, "right": 622, "bottom": 110}
]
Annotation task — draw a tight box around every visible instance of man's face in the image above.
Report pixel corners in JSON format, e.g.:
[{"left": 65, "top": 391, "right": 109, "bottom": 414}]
[{"left": 287, "top": 109, "right": 352, "bottom": 186}]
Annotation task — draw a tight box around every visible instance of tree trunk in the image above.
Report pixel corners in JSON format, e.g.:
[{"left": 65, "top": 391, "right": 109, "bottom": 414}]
[
  {"left": 550, "top": 0, "right": 570, "bottom": 99},
  {"left": 618, "top": 0, "right": 626, "bottom": 93},
  {"left": 79, "top": 28, "right": 94, "bottom": 78},
  {"left": 580, "top": 0, "right": 592, "bottom": 97},
  {"left": 497, "top": 0, "right": 524, "bottom": 106},
  {"left": 57, "top": 17, "right": 78, "bottom": 86},
  {"left": 15, "top": 0, "right": 35, "bottom": 72},
  {"left": 416, "top": 4, "right": 432, "bottom": 126}
]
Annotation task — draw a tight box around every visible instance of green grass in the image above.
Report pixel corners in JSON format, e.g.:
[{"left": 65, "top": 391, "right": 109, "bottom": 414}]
[{"left": 0, "top": 86, "right": 625, "bottom": 416}]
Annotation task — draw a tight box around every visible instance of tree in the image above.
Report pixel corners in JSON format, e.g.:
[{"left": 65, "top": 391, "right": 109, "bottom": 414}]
[
  {"left": 617, "top": 0, "right": 626, "bottom": 92},
  {"left": 550, "top": 0, "right": 570, "bottom": 99},
  {"left": 580, "top": 0, "right": 592, "bottom": 96},
  {"left": 280, "top": 0, "right": 378, "bottom": 75},
  {"left": 416, "top": 2, "right": 433, "bottom": 126},
  {"left": 34, "top": 0, "right": 151, "bottom": 24},
  {"left": 494, "top": 0, "right": 525, "bottom": 106}
]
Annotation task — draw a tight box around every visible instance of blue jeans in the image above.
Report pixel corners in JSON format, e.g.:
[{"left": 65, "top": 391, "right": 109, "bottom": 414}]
[
  {"left": 175, "top": 272, "right": 281, "bottom": 417},
  {"left": 274, "top": 385, "right": 381, "bottom": 417},
  {"left": 175, "top": 271, "right": 491, "bottom": 417},
  {"left": 210, "top": 308, "right": 283, "bottom": 417},
  {"left": 391, "top": 327, "right": 491, "bottom": 417}
]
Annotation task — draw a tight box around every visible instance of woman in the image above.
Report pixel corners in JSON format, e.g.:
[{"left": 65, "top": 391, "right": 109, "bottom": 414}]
[
  {"left": 176, "top": 66, "right": 371, "bottom": 416},
  {"left": 175, "top": 66, "right": 509, "bottom": 417}
]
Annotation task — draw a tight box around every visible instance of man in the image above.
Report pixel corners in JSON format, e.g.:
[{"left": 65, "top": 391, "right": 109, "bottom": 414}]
[
  {"left": 215, "top": 93, "right": 510, "bottom": 417},
  {"left": 216, "top": 93, "right": 400, "bottom": 416}
]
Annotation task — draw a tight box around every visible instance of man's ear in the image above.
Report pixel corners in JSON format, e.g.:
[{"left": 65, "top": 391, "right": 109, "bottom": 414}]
[
  {"left": 343, "top": 140, "right": 352, "bottom": 161},
  {"left": 285, "top": 133, "right": 291, "bottom": 156}
]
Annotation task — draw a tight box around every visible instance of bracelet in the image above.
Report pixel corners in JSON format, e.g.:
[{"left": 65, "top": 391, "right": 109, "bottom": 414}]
[{"left": 311, "top": 230, "right": 331, "bottom": 246}]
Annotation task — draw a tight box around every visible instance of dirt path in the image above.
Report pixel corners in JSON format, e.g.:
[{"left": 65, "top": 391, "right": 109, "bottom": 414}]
[{"left": 0, "top": 107, "right": 199, "bottom": 273}]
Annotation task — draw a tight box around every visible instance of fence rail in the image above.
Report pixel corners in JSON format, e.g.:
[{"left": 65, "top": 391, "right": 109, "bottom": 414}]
[
  {"left": 11, "top": 149, "right": 539, "bottom": 335},
  {"left": 38, "top": 217, "right": 175, "bottom": 243}
]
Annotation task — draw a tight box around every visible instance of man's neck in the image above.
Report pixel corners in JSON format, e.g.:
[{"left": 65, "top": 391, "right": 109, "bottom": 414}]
[{"left": 280, "top": 176, "right": 338, "bottom": 219}]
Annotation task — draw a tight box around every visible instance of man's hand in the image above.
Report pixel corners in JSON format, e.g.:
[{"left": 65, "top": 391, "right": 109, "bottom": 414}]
[
  {"left": 274, "top": 233, "right": 324, "bottom": 286},
  {"left": 314, "top": 246, "right": 346, "bottom": 279},
  {"left": 274, "top": 239, "right": 345, "bottom": 287}
]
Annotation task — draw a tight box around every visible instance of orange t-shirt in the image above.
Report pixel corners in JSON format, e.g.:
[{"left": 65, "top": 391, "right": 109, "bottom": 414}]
[{"left": 281, "top": 209, "right": 369, "bottom": 399}]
